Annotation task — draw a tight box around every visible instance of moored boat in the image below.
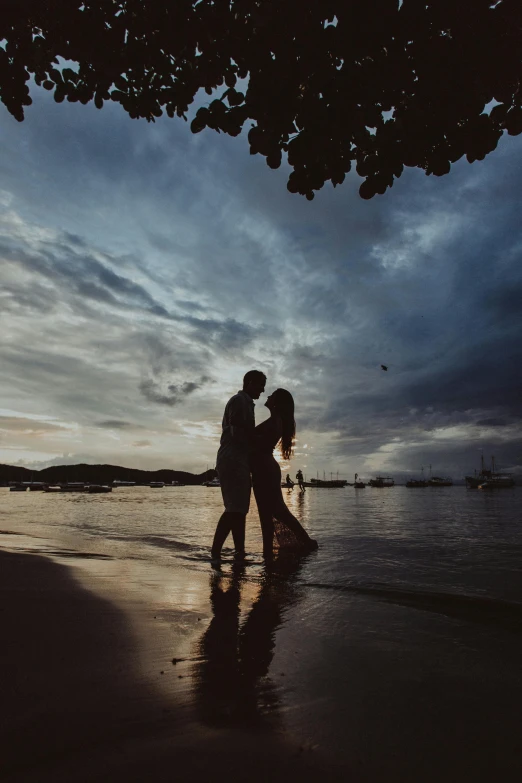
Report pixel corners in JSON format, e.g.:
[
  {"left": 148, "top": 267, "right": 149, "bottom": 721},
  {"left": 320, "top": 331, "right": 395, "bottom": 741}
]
[
  {"left": 202, "top": 477, "right": 221, "bottom": 487},
  {"left": 465, "top": 456, "right": 515, "bottom": 489},
  {"left": 368, "top": 476, "right": 394, "bottom": 488},
  {"left": 353, "top": 473, "right": 365, "bottom": 488},
  {"left": 58, "top": 482, "right": 86, "bottom": 492},
  {"left": 428, "top": 476, "right": 453, "bottom": 487},
  {"left": 85, "top": 485, "right": 112, "bottom": 493},
  {"left": 478, "top": 475, "right": 515, "bottom": 489},
  {"left": 9, "top": 483, "right": 27, "bottom": 491},
  {"left": 406, "top": 467, "right": 428, "bottom": 487},
  {"left": 149, "top": 481, "right": 165, "bottom": 488},
  {"left": 304, "top": 478, "right": 347, "bottom": 488}
]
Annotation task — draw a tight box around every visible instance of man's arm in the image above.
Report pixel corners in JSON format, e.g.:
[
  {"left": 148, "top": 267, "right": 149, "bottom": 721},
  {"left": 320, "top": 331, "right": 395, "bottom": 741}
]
[{"left": 226, "top": 396, "right": 253, "bottom": 446}]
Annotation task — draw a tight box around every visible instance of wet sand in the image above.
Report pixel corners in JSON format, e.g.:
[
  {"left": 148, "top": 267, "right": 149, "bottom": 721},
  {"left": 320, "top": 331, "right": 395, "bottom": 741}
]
[
  {"left": 0, "top": 550, "right": 330, "bottom": 782},
  {"left": 1, "top": 541, "right": 522, "bottom": 782}
]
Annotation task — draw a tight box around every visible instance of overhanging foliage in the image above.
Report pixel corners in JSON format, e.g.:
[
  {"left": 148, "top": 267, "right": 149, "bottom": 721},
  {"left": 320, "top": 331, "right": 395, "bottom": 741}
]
[{"left": 2, "top": 1, "right": 521, "bottom": 199}]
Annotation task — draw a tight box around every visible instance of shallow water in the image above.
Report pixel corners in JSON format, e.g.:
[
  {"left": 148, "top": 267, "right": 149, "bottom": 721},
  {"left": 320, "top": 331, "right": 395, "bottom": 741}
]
[
  {"left": 2, "top": 484, "right": 521, "bottom": 600},
  {"left": 2, "top": 485, "right": 522, "bottom": 779}
]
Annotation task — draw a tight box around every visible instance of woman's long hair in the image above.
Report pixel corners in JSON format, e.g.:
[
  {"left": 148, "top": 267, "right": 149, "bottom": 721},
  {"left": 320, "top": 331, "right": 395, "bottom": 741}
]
[{"left": 271, "top": 388, "right": 296, "bottom": 460}]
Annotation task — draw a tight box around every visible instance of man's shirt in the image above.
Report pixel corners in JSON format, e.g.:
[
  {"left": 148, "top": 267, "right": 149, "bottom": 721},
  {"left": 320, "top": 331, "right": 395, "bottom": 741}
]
[{"left": 216, "top": 390, "right": 255, "bottom": 464}]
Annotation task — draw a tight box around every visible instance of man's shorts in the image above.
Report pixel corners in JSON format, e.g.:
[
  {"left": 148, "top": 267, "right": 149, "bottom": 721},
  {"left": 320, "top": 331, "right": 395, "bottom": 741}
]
[{"left": 217, "top": 458, "right": 251, "bottom": 514}]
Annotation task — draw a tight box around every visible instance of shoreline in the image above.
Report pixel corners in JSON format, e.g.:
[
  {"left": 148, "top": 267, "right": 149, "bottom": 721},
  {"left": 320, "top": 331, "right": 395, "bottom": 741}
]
[
  {"left": 0, "top": 548, "right": 329, "bottom": 782},
  {"left": 2, "top": 502, "right": 522, "bottom": 782}
]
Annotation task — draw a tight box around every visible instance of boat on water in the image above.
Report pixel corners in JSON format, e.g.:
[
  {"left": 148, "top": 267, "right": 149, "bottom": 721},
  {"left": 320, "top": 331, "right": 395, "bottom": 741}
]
[
  {"left": 353, "top": 473, "right": 365, "bottom": 488},
  {"left": 149, "top": 481, "right": 165, "bottom": 488},
  {"left": 9, "top": 484, "right": 27, "bottom": 492},
  {"left": 42, "top": 483, "right": 85, "bottom": 492},
  {"left": 424, "top": 465, "right": 453, "bottom": 487},
  {"left": 23, "top": 482, "right": 47, "bottom": 491},
  {"left": 368, "top": 476, "right": 394, "bottom": 488},
  {"left": 478, "top": 478, "right": 515, "bottom": 489},
  {"left": 112, "top": 480, "right": 136, "bottom": 487},
  {"left": 428, "top": 476, "right": 453, "bottom": 487},
  {"left": 406, "top": 467, "right": 428, "bottom": 488},
  {"left": 465, "top": 456, "right": 515, "bottom": 489},
  {"left": 86, "top": 485, "right": 112, "bottom": 493},
  {"left": 202, "top": 477, "right": 221, "bottom": 487},
  {"left": 304, "top": 478, "right": 347, "bottom": 488},
  {"left": 57, "top": 482, "right": 86, "bottom": 492}
]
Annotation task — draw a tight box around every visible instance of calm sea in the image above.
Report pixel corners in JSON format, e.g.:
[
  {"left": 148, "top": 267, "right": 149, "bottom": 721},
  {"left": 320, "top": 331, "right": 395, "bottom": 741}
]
[
  {"left": 2, "top": 485, "right": 522, "bottom": 779},
  {"left": 3, "top": 484, "right": 521, "bottom": 600}
]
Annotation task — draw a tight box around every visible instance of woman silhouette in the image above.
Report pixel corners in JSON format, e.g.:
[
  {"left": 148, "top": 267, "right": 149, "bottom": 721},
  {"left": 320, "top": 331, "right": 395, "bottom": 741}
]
[{"left": 251, "top": 389, "right": 318, "bottom": 559}]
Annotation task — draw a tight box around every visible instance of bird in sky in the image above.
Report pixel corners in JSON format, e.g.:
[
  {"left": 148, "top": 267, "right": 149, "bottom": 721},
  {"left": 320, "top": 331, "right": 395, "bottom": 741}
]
[{"left": 381, "top": 364, "right": 388, "bottom": 371}]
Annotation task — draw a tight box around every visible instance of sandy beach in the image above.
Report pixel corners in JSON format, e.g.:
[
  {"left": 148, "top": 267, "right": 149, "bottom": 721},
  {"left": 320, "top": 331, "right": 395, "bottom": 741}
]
[
  {"left": 0, "top": 548, "right": 332, "bottom": 783},
  {"left": 2, "top": 486, "right": 522, "bottom": 782}
]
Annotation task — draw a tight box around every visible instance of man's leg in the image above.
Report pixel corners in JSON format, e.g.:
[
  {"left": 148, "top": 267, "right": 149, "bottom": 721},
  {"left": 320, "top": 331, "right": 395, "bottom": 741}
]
[
  {"left": 211, "top": 511, "right": 244, "bottom": 558},
  {"left": 231, "top": 514, "right": 246, "bottom": 555}
]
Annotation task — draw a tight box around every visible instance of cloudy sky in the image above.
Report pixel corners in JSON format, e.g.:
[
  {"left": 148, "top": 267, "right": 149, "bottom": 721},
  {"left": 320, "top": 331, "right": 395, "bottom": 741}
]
[{"left": 1, "top": 85, "right": 521, "bottom": 480}]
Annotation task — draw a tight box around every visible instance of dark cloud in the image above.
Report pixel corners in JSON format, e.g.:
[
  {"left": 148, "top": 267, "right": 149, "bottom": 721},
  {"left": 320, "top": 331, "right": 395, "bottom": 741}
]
[
  {"left": 139, "top": 376, "right": 210, "bottom": 407},
  {"left": 0, "top": 232, "right": 172, "bottom": 319},
  {"left": 1, "top": 86, "right": 522, "bottom": 475}
]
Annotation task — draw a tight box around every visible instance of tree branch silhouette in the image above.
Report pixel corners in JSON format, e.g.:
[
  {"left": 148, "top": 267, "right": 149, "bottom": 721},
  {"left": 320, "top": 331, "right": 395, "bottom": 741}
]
[{"left": 2, "top": 1, "right": 521, "bottom": 199}]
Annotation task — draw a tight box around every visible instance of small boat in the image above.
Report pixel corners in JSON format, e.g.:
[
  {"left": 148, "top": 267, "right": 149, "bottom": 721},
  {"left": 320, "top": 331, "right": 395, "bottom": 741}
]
[
  {"left": 353, "top": 473, "right": 365, "bottom": 488},
  {"left": 406, "top": 467, "right": 428, "bottom": 488},
  {"left": 9, "top": 484, "right": 27, "bottom": 492},
  {"left": 465, "top": 456, "right": 514, "bottom": 488},
  {"left": 57, "top": 483, "right": 86, "bottom": 492},
  {"left": 85, "top": 485, "right": 112, "bottom": 493},
  {"left": 202, "top": 478, "right": 221, "bottom": 487},
  {"left": 303, "top": 478, "right": 347, "bottom": 488},
  {"left": 368, "top": 476, "right": 394, "bottom": 488},
  {"left": 428, "top": 476, "right": 453, "bottom": 487},
  {"left": 478, "top": 476, "right": 515, "bottom": 489},
  {"left": 149, "top": 481, "right": 165, "bottom": 488},
  {"left": 44, "top": 486, "right": 62, "bottom": 492},
  {"left": 23, "top": 482, "right": 47, "bottom": 491},
  {"left": 112, "top": 480, "right": 136, "bottom": 487}
]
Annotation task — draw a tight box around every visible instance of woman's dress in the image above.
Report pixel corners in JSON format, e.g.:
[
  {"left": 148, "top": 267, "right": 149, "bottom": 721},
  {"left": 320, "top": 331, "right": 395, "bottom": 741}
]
[{"left": 251, "top": 417, "right": 316, "bottom": 555}]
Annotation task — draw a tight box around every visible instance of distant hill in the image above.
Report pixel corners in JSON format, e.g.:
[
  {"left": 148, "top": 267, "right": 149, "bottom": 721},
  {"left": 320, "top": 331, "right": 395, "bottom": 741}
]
[{"left": 0, "top": 463, "right": 217, "bottom": 486}]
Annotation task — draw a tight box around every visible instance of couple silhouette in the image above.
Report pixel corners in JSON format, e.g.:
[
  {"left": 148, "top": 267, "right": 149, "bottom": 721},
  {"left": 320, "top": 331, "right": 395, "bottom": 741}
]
[{"left": 211, "top": 371, "right": 317, "bottom": 562}]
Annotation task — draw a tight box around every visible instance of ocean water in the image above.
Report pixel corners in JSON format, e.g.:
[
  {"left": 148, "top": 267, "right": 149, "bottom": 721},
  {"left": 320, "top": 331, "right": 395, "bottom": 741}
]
[
  {"left": 2, "top": 485, "right": 522, "bottom": 779},
  {"left": 3, "top": 484, "right": 521, "bottom": 600}
]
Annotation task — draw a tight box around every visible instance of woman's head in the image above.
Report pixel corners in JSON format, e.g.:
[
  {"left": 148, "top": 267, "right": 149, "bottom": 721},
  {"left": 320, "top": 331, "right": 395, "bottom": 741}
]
[{"left": 265, "top": 388, "right": 295, "bottom": 460}]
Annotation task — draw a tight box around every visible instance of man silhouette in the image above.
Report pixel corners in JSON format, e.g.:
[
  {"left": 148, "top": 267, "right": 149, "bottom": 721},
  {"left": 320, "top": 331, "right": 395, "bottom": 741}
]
[
  {"left": 296, "top": 469, "right": 305, "bottom": 492},
  {"left": 211, "top": 370, "right": 266, "bottom": 561}
]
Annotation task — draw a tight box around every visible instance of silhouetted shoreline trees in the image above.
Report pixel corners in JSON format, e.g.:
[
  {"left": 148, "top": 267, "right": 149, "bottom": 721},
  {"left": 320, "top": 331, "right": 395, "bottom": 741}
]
[
  {"left": 2, "top": 1, "right": 521, "bottom": 199},
  {"left": 0, "top": 462, "right": 216, "bottom": 486}
]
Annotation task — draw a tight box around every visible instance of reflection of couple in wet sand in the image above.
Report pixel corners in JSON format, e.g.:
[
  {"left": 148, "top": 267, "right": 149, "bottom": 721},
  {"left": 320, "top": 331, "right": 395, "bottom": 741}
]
[
  {"left": 211, "top": 370, "right": 318, "bottom": 562},
  {"left": 194, "top": 554, "right": 305, "bottom": 728}
]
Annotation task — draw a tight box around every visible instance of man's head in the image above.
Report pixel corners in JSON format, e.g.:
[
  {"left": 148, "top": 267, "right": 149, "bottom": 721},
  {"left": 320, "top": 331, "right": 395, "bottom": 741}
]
[{"left": 243, "top": 370, "right": 266, "bottom": 400}]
